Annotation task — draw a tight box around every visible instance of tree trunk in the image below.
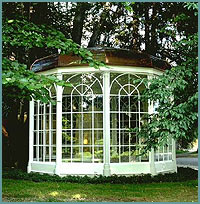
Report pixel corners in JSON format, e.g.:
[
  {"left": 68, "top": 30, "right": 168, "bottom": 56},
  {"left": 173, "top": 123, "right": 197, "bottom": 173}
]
[
  {"left": 88, "top": 7, "right": 109, "bottom": 47},
  {"left": 71, "top": 3, "right": 89, "bottom": 45}
]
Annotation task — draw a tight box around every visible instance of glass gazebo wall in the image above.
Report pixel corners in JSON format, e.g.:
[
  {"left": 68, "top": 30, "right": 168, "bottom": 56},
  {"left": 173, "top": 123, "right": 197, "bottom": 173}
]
[
  {"left": 31, "top": 70, "right": 174, "bottom": 167},
  {"left": 32, "top": 85, "right": 57, "bottom": 162}
]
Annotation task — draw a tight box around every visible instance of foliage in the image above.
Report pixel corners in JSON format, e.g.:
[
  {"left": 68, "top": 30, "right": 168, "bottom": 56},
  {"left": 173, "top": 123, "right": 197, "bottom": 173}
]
[
  {"left": 2, "top": 2, "right": 198, "bottom": 155},
  {"left": 2, "top": 167, "right": 198, "bottom": 184},
  {"left": 2, "top": 18, "right": 104, "bottom": 107},
  {"left": 132, "top": 3, "right": 198, "bottom": 151}
]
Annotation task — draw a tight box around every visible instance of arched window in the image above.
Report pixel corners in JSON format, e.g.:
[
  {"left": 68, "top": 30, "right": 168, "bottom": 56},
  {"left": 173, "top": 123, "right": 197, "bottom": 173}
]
[
  {"left": 62, "top": 73, "right": 104, "bottom": 163},
  {"left": 110, "top": 73, "right": 148, "bottom": 163}
]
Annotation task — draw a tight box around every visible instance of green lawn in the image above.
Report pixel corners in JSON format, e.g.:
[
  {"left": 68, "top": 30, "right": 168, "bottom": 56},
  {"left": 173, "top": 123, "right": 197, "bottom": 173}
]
[
  {"left": 2, "top": 178, "right": 198, "bottom": 202},
  {"left": 176, "top": 150, "right": 198, "bottom": 158}
]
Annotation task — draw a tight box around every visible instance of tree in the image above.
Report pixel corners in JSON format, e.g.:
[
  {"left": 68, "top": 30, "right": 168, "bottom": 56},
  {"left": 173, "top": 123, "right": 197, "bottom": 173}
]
[
  {"left": 2, "top": 2, "right": 103, "bottom": 168},
  {"left": 134, "top": 3, "right": 198, "bottom": 151},
  {"left": 2, "top": 2, "right": 198, "bottom": 168}
]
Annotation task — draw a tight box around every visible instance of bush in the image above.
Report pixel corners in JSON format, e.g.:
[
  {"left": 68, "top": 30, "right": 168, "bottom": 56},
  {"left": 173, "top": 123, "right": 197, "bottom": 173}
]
[{"left": 2, "top": 167, "right": 197, "bottom": 184}]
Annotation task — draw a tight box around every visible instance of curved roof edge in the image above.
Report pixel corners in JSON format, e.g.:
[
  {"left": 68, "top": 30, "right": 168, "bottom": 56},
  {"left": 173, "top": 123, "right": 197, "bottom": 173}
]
[{"left": 30, "top": 47, "right": 171, "bottom": 72}]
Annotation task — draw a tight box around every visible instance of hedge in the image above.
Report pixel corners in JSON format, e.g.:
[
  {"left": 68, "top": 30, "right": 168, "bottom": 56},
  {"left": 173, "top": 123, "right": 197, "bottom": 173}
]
[{"left": 2, "top": 167, "right": 197, "bottom": 184}]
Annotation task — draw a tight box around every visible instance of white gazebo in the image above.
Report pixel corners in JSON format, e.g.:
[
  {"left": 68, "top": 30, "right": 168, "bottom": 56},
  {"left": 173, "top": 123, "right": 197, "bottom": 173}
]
[{"left": 27, "top": 47, "right": 177, "bottom": 176}]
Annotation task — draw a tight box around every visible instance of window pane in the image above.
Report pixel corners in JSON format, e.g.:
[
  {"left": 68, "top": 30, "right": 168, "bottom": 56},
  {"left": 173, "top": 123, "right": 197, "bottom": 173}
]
[
  {"left": 46, "top": 104, "right": 50, "bottom": 114},
  {"left": 62, "top": 131, "right": 71, "bottom": 145},
  {"left": 120, "top": 131, "right": 129, "bottom": 145},
  {"left": 34, "top": 132, "right": 37, "bottom": 145},
  {"left": 39, "top": 115, "right": 43, "bottom": 130},
  {"left": 51, "top": 131, "right": 56, "bottom": 145},
  {"left": 39, "top": 146, "right": 43, "bottom": 161},
  {"left": 111, "top": 130, "right": 119, "bottom": 145},
  {"left": 110, "top": 146, "right": 119, "bottom": 163},
  {"left": 62, "top": 96, "right": 71, "bottom": 112},
  {"left": 94, "top": 95, "right": 103, "bottom": 110},
  {"left": 159, "top": 154, "right": 164, "bottom": 161},
  {"left": 72, "top": 96, "right": 82, "bottom": 112},
  {"left": 83, "top": 130, "right": 92, "bottom": 145},
  {"left": 72, "top": 147, "right": 82, "bottom": 162},
  {"left": 83, "top": 113, "right": 92, "bottom": 128},
  {"left": 110, "top": 113, "right": 119, "bottom": 129},
  {"left": 51, "top": 147, "right": 56, "bottom": 162},
  {"left": 130, "top": 96, "right": 138, "bottom": 112},
  {"left": 39, "top": 103, "right": 44, "bottom": 114},
  {"left": 120, "top": 113, "right": 130, "bottom": 129},
  {"left": 94, "top": 147, "right": 103, "bottom": 163},
  {"left": 33, "top": 146, "right": 37, "bottom": 161},
  {"left": 94, "top": 130, "right": 103, "bottom": 145},
  {"left": 45, "top": 147, "right": 49, "bottom": 162},
  {"left": 72, "top": 130, "right": 82, "bottom": 145},
  {"left": 130, "top": 132, "right": 137, "bottom": 145},
  {"left": 62, "top": 147, "right": 71, "bottom": 162},
  {"left": 94, "top": 113, "right": 103, "bottom": 128},
  {"left": 120, "top": 96, "right": 129, "bottom": 112},
  {"left": 39, "top": 131, "right": 43, "bottom": 145},
  {"left": 83, "top": 147, "right": 92, "bottom": 163},
  {"left": 52, "top": 104, "right": 56, "bottom": 114},
  {"left": 63, "top": 86, "right": 73, "bottom": 95},
  {"left": 34, "top": 116, "right": 37, "bottom": 130},
  {"left": 62, "top": 114, "right": 71, "bottom": 129},
  {"left": 120, "top": 146, "right": 129, "bottom": 162},
  {"left": 45, "top": 115, "right": 50, "bottom": 129},
  {"left": 130, "top": 146, "right": 140, "bottom": 162},
  {"left": 164, "top": 154, "right": 168, "bottom": 161},
  {"left": 110, "top": 96, "right": 119, "bottom": 111},
  {"left": 72, "top": 113, "right": 82, "bottom": 129},
  {"left": 45, "top": 131, "right": 49, "bottom": 145}
]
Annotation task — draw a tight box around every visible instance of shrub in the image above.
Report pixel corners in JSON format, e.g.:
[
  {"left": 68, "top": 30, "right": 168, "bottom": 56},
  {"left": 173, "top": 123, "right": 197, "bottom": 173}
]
[{"left": 2, "top": 167, "right": 197, "bottom": 184}]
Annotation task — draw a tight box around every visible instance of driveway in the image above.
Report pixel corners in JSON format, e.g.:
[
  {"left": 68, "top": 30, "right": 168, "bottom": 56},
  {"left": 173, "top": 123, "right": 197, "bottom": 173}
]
[{"left": 176, "top": 156, "right": 198, "bottom": 170}]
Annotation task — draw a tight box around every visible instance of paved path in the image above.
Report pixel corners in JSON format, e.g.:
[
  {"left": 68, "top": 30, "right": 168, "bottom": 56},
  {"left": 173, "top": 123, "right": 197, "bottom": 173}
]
[{"left": 176, "top": 157, "right": 198, "bottom": 170}]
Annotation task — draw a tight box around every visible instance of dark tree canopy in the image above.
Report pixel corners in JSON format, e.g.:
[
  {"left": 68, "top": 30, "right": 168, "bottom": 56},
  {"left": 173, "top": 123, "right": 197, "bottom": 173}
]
[{"left": 2, "top": 2, "right": 198, "bottom": 168}]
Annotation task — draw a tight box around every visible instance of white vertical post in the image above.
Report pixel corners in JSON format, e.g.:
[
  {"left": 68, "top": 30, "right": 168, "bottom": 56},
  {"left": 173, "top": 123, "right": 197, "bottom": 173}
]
[
  {"left": 55, "top": 74, "right": 63, "bottom": 175},
  {"left": 148, "top": 99, "right": 156, "bottom": 175},
  {"left": 103, "top": 72, "right": 111, "bottom": 176},
  {"left": 27, "top": 99, "right": 34, "bottom": 173},
  {"left": 172, "top": 139, "right": 177, "bottom": 172},
  {"left": 147, "top": 75, "right": 156, "bottom": 175}
]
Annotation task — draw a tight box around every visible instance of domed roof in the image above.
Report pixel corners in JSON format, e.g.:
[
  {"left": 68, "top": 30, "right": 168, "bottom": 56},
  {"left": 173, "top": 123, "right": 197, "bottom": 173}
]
[{"left": 30, "top": 47, "right": 171, "bottom": 72}]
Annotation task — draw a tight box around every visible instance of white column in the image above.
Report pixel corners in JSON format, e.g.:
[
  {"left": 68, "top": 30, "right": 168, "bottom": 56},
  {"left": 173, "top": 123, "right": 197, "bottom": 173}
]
[
  {"left": 147, "top": 75, "right": 156, "bottom": 175},
  {"left": 172, "top": 139, "right": 177, "bottom": 172},
  {"left": 148, "top": 100, "right": 156, "bottom": 175},
  {"left": 103, "top": 72, "right": 111, "bottom": 176},
  {"left": 27, "top": 99, "right": 34, "bottom": 173},
  {"left": 55, "top": 74, "right": 63, "bottom": 175}
]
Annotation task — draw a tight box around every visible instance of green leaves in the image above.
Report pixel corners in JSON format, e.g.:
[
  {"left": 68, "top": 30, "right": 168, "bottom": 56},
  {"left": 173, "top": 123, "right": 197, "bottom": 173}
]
[
  {"left": 2, "top": 16, "right": 106, "bottom": 112},
  {"left": 3, "top": 18, "right": 104, "bottom": 69},
  {"left": 137, "top": 31, "right": 198, "bottom": 151},
  {"left": 2, "top": 57, "right": 69, "bottom": 104}
]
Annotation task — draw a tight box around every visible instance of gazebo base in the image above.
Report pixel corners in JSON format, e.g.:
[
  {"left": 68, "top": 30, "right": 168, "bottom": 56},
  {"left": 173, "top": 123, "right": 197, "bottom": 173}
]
[{"left": 27, "top": 161, "right": 177, "bottom": 176}]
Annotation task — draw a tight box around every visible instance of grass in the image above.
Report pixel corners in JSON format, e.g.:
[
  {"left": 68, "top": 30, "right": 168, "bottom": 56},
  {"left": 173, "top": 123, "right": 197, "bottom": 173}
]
[
  {"left": 2, "top": 178, "right": 198, "bottom": 202},
  {"left": 176, "top": 150, "right": 198, "bottom": 158},
  {"left": 176, "top": 149, "right": 189, "bottom": 154}
]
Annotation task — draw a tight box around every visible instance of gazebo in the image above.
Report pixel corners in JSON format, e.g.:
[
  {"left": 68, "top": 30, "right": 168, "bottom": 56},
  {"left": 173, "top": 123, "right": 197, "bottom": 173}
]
[{"left": 27, "top": 47, "right": 177, "bottom": 176}]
